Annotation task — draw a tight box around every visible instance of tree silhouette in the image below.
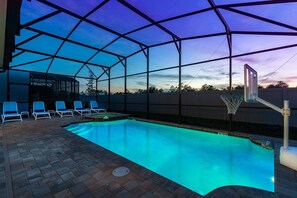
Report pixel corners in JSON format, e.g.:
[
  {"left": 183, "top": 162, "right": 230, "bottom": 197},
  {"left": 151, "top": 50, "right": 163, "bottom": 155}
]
[
  {"left": 135, "top": 89, "right": 147, "bottom": 94},
  {"left": 86, "top": 71, "right": 96, "bottom": 96},
  {"left": 169, "top": 83, "right": 197, "bottom": 92},
  {"left": 266, "top": 81, "right": 288, "bottom": 88},
  {"left": 200, "top": 84, "right": 217, "bottom": 91},
  {"left": 148, "top": 86, "right": 163, "bottom": 93},
  {"left": 234, "top": 85, "right": 244, "bottom": 90}
]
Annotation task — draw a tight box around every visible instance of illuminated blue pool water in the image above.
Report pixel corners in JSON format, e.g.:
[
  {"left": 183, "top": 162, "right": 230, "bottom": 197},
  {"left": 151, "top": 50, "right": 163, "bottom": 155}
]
[{"left": 65, "top": 120, "right": 274, "bottom": 195}]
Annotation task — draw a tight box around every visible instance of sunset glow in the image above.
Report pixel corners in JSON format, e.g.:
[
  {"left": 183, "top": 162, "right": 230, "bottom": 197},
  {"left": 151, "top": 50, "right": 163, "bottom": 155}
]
[{"left": 10, "top": 0, "right": 297, "bottom": 93}]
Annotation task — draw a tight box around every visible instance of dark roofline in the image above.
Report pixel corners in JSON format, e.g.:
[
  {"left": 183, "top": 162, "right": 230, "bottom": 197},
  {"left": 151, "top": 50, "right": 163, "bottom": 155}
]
[{"left": 1, "top": 0, "right": 22, "bottom": 72}]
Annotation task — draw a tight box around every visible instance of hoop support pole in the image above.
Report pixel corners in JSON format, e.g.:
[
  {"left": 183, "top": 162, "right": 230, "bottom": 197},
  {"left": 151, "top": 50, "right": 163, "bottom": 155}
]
[
  {"left": 256, "top": 97, "right": 290, "bottom": 149},
  {"left": 256, "top": 97, "right": 282, "bottom": 114},
  {"left": 283, "top": 100, "right": 290, "bottom": 149}
]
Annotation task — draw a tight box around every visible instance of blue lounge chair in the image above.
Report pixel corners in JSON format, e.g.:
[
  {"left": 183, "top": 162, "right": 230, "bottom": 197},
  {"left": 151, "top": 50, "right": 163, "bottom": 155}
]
[
  {"left": 74, "top": 101, "right": 91, "bottom": 116},
  {"left": 32, "top": 101, "right": 51, "bottom": 120},
  {"left": 55, "top": 101, "right": 73, "bottom": 117},
  {"left": 90, "top": 100, "right": 106, "bottom": 113},
  {"left": 1, "top": 102, "right": 23, "bottom": 123}
]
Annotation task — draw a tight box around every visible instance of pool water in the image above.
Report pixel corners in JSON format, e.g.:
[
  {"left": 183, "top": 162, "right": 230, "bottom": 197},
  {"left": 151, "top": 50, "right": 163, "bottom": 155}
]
[{"left": 65, "top": 120, "right": 274, "bottom": 195}]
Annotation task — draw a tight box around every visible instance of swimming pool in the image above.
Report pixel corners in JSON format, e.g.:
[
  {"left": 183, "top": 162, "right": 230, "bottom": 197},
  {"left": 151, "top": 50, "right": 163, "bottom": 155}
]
[{"left": 65, "top": 119, "right": 274, "bottom": 195}]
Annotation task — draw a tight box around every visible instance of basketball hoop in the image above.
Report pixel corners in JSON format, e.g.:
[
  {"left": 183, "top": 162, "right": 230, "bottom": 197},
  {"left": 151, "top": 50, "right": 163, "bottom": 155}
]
[
  {"left": 244, "top": 64, "right": 296, "bottom": 171},
  {"left": 220, "top": 94, "right": 243, "bottom": 115}
]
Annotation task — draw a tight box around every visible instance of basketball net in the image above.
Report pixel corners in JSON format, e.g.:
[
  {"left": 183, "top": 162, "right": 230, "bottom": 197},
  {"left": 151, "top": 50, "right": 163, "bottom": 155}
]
[{"left": 220, "top": 94, "right": 243, "bottom": 115}]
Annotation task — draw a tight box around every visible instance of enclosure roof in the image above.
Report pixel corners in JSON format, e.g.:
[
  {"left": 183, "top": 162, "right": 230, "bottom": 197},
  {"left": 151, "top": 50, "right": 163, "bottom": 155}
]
[{"left": 5, "top": 0, "right": 297, "bottom": 78}]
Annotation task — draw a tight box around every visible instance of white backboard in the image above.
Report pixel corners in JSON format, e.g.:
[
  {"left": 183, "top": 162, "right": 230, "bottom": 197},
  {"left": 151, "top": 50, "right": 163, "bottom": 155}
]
[{"left": 244, "top": 64, "right": 258, "bottom": 103}]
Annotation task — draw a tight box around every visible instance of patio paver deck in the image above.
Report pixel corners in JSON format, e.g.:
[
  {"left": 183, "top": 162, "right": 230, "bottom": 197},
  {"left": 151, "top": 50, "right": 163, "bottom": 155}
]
[{"left": 1, "top": 116, "right": 297, "bottom": 197}]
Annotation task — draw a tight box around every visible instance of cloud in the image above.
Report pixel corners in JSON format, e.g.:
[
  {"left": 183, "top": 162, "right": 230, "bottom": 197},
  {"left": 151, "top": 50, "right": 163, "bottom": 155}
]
[
  {"left": 136, "top": 81, "right": 146, "bottom": 86},
  {"left": 235, "top": 56, "right": 259, "bottom": 64},
  {"left": 219, "top": 72, "right": 239, "bottom": 76},
  {"left": 259, "top": 76, "right": 297, "bottom": 86},
  {"left": 150, "top": 73, "right": 180, "bottom": 79},
  {"left": 149, "top": 73, "right": 220, "bottom": 80},
  {"left": 181, "top": 74, "right": 197, "bottom": 80},
  {"left": 260, "top": 72, "right": 277, "bottom": 79},
  {"left": 194, "top": 75, "right": 220, "bottom": 80},
  {"left": 234, "top": 54, "right": 279, "bottom": 66},
  {"left": 284, "top": 76, "right": 297, "bottom": 82}
]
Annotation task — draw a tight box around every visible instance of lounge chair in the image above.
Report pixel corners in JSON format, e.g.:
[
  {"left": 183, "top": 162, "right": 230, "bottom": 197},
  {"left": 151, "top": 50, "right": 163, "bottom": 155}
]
[
  {"left": 55, "top": 101, "right": 74, "bottom": 117},
  {"left": 74, "top": 101, "right": 91, "bottom": 116},
  {"left": 90, "top": 100, "right": 106, "bottom": 113},
  {"left": 1, "top": 102, "right": 23, "bottom": 123},
  {"left": 32, "top": 101, "right": 51, "bottom": 120}
]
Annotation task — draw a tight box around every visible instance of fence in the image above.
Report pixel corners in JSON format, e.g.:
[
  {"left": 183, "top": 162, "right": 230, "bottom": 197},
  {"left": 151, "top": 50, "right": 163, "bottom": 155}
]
[{"left": 102, "top": 88, "right": 297, "bottom": 127}]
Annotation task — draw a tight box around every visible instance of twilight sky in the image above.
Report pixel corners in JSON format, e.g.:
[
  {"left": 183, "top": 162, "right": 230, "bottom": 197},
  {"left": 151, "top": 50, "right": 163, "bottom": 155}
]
[{"left": 11, "top": 0, "right": 297, "bottom": 92}]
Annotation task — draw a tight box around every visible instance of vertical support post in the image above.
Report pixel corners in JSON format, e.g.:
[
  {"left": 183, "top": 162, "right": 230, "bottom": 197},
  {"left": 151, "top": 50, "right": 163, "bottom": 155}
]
[
  {"left": 72, "top": 79, "right": 74, "bottom": 101},
  {"left": 64, "top": 81, "right": 66, "bottom": 101},
  {"left": 74, "top": 77, "right": 76, "bottom": 101},
  {"left": 178, "top": 40, "right": 182, "bottom": 124},
  {"left": 108, "top": 68, "right": 111, "bottom": 111},
  {"left": 228, "top": 35, "right": 232, "bottom": 93},
  {"left": 28, "top": 72, "right": 31, "bottom": 112},
  {"left": 228, "top": 34, "right": 233, "bottom": 131},
  {"left": 59, "top": 80, "right": 62, "bottom": 99},
  {"left": 146, "top": 48, "right": 150, "bottom": 119},
  {"left": 283, "top": 100, "right": 290, "bottom": 149},
  {"left": 95, "top": 79, "right": 98, "bottom": 102},
  {"left": 70, "top": 79, "right": 72, "bottom": 101},
  {"left": 124, "top": 58, "right": 127, "bottom": 113},
  {"left": 45, "top": 74, "right": 48, "bottom": 106},
  {"left": 7, "top": 69, "right": 10, "bottom": 101}
]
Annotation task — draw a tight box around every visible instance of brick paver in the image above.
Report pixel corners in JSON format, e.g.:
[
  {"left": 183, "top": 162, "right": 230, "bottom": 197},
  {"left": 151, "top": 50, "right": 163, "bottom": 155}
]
[{"left": 1, "top": 116, "right": 296, "bottom": 197}]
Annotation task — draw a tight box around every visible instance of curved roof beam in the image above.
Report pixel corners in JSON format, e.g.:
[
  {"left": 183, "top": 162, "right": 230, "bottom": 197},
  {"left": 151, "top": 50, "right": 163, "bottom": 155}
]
[
  {"left": 208, "top": 0, "right": 231, "bottom": 50},
  {"left": 76, "top": 6, "right": 215, "bottom": 60},
  {"left": 16, "top": 47, "right": 109, "bottom": 69},
  {"left": 117, "top": 0, "right": 180, "bottom": 40},
  {"left": 10, "top": 57, "right": 52, "bottom": 69},
  {"left": 222, "top": 7, "right": 297, "bottom": 32},
  {"left": 25, "top": 27, "right": 122, "bottom": 58},
  {"left": 82, "top": 37, "right": 121, "bottom": 70},
  {"left": 15, "top": 33, "right": 42, "bottom": 48},
  {"left": 219, "top": 0, "right": 297, "bottom": 8},
  {"left": 45, "top": 0, "right": 110, "bottom": 74},
  {"left": 111, "top": 7, "right": 213, "bottom": 42},
  {"left": 148, "top": 32, "right": 226, "bottom": 48},
  {"left": 104, "top": 6, "right": 220, "bottom": 57},
  {"left": 102, "top": 41, "right": 297, "bottom": 82},
  {"left": 109, "top": 31, "right": 227, "bottom": 69},
  {"left": 74, "top": 50, "right": 104, "bottom": 78},
  {"left": 36, "top": 0, "right": 147, "bottom": 47},
  {"left": 232, "top": 31, "right": 297, "bottom": 36},
  {"left": 20, "top": 10, "right": 61, "bottom": 29},
  {"left": 82, "top": 0, "right": 213, "bottom": 58},
  {"left": 85, "top": 64, "right": 98, "bottom": 79},
  {"left": 12, "top": 50, "right": 25, "bottom": 58}
]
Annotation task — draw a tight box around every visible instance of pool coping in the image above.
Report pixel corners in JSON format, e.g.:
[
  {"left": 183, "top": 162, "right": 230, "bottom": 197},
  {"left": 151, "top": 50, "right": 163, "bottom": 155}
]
[
  {"left": 84, "top": 112, "right": 130, "bottom": 122},
  {"left": 64, "top": 116, "right": 292, "bottom": 197},
  {"left": 130, "top": 117, "right": 275, "bottom": 150}
]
